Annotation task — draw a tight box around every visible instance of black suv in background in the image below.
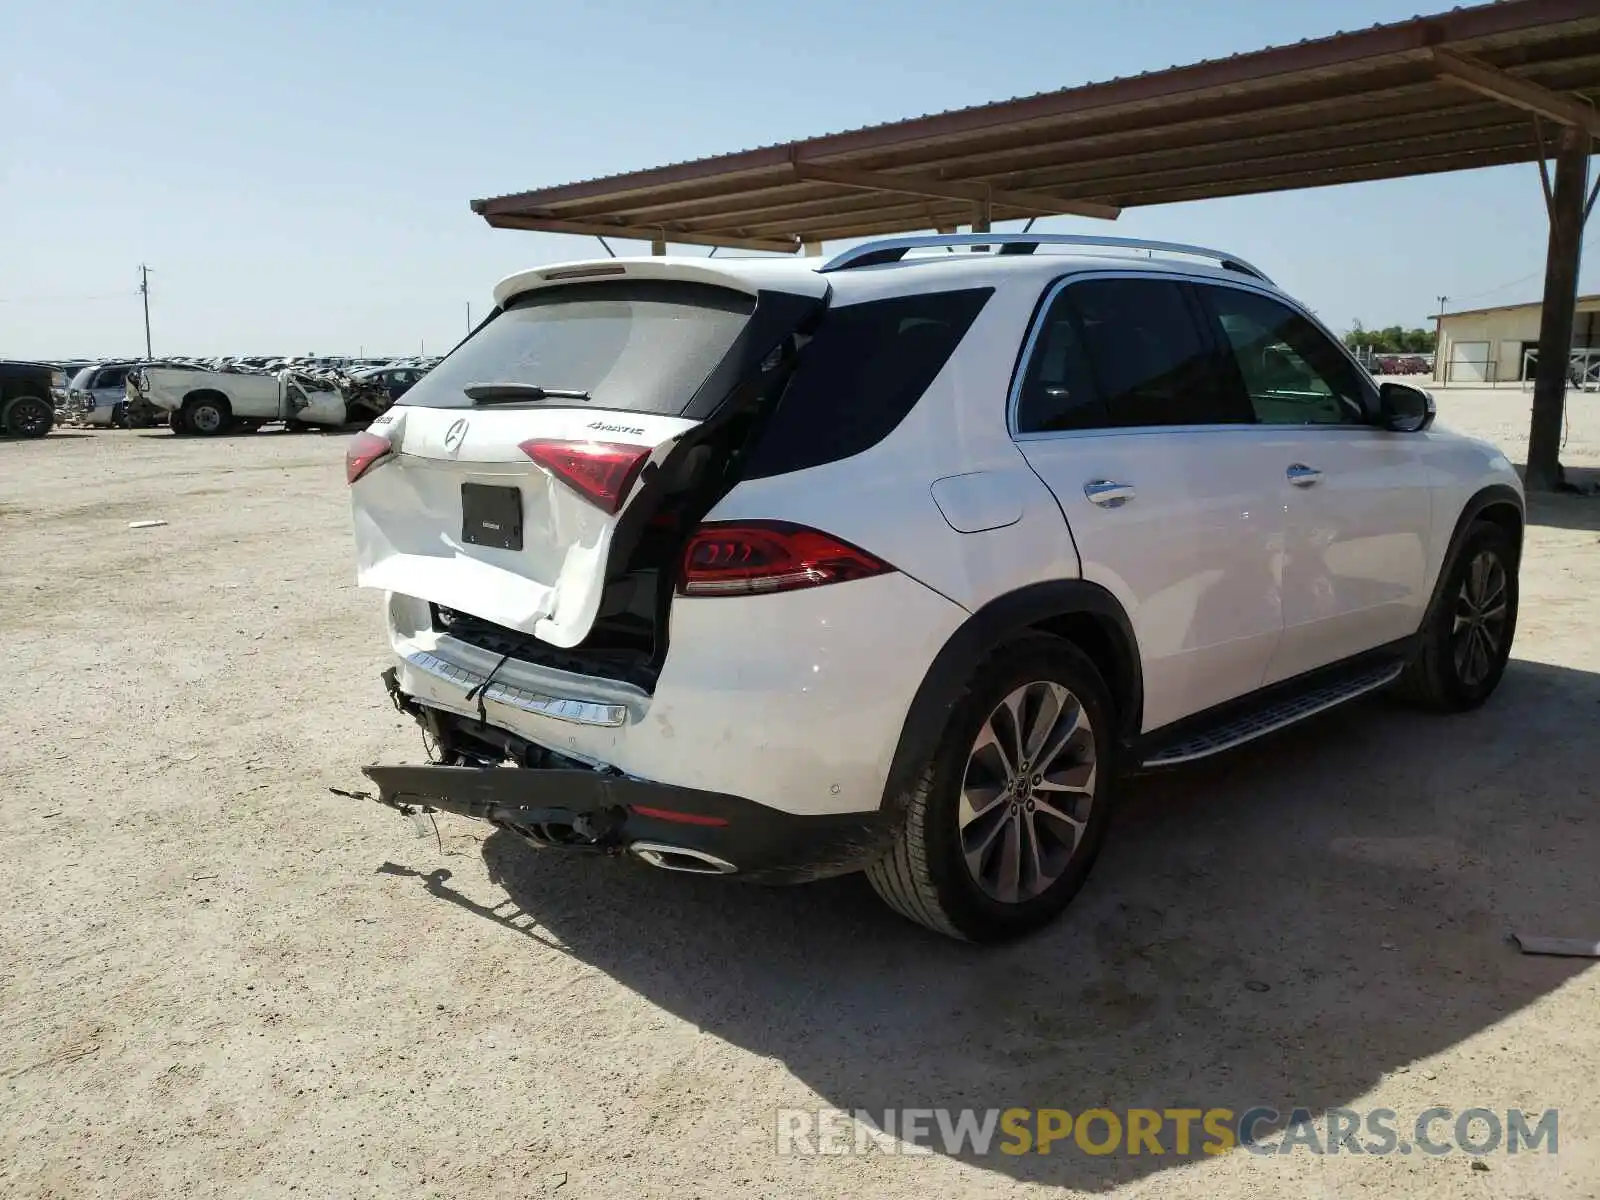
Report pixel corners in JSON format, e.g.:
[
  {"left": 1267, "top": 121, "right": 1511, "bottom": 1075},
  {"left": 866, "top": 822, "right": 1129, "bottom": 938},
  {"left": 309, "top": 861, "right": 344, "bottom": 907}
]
[{"left": 0, "top": 361, "right": 56, "bottom": 438}]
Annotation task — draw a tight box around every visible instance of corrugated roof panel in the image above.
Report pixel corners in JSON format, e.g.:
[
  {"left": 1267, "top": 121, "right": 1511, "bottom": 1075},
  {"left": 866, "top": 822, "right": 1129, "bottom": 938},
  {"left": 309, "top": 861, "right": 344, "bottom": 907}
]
[{"left": 472, "top": 0, "right": 1600, "bottom": 249}]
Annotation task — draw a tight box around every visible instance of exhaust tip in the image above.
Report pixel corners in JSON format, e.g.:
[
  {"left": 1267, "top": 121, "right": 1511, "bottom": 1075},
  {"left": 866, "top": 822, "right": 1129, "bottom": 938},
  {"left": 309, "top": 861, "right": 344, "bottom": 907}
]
[{"left": 628, "top": 841, "right": 738, "bottom": 875}]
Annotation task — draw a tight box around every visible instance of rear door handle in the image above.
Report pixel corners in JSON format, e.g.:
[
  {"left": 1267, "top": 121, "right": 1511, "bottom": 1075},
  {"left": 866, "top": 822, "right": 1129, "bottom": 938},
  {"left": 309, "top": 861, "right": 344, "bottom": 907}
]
[
  {"left": 1286, "top": 463, "right": 1322, "bottom": 487},
  {"left": 1084, "top": 480, "right": 1136, "bottom": 508}
]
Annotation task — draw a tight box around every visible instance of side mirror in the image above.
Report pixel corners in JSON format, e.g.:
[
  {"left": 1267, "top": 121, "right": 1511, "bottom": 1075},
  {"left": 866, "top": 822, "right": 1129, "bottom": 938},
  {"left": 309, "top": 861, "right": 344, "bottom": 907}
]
[{"left": 1378, "top": 381, "right": 1435, "bottom": 433}]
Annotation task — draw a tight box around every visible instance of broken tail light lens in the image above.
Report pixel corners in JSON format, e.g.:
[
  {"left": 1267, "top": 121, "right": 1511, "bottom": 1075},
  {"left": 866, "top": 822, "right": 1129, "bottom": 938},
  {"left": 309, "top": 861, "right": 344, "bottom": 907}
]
[
  {"left": 519, "top": 439, "right": 652, "bottom": 515},
  {"left": 678, "top": 521, "right": 894, "bottom": 597},
  {"left": 345, "top": 431, "right": 393, "bottom": 484}
]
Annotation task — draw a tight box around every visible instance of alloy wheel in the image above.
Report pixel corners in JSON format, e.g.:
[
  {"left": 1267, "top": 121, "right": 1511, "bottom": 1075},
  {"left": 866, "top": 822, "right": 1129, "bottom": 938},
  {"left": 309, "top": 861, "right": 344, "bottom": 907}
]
[
  {"left": 191, "top": 405, "right": 223, "bottom": 434},
  {"left": 12, "top": 398, "right": 50, "bottom": 436},
  {"left": 960, "top": 681, "right": 1097, "bottom": 904},
  {"left": 1452, "top": 549, "right": 1508, "bottom": 688}
]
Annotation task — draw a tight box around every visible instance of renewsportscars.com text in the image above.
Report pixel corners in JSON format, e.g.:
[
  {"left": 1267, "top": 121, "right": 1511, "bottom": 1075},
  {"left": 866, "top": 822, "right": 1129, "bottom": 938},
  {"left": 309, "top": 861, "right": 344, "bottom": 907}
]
[{"left": 775, "top": 1106, "right": 1559, "bottom": 1158}]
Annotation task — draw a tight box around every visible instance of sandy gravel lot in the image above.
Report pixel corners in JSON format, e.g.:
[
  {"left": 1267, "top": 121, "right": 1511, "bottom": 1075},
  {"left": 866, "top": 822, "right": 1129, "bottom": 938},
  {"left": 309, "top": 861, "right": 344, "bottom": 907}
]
[{"left": 2, "top": 390, "right": 1598, "bottom": 1199}]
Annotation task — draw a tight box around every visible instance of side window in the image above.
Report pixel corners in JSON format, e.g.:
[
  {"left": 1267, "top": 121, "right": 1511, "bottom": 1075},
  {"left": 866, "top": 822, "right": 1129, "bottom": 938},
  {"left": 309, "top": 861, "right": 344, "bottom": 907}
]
[
  {"left": 1199, "top": 286, "right": 1368, "bottom": 425},
  {"left": 1062, "top": 278, "right": 1251, "bottom": 428},
  {"left": 1015, "top": 294, "right": 1107, "bottom": 432},
  {"left": 741, "top": 288, "right": 993, "bottom": 478}
]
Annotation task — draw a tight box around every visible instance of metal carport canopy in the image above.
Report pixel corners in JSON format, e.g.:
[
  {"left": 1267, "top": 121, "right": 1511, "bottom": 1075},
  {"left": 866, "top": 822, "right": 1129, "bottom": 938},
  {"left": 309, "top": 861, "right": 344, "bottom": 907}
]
[{"left": 471, "top": 0, "right": 1600, "bottom": 253}]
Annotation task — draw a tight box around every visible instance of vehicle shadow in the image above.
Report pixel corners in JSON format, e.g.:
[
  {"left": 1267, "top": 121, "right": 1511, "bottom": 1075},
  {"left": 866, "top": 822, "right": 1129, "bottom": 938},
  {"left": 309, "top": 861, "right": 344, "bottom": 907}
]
[
  {"left": 1525, "top": 489, "right": 1600, "bottom": 533},
  {"left": 398, "top": 658, "right": 1598, "bottom": 1190}
]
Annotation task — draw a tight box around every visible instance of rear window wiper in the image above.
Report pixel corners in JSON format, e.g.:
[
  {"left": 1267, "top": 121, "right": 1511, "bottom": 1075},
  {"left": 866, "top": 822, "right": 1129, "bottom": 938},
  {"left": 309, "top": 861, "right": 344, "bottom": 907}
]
[{"left": 463, "top": 382, "right": 592, "bottom": 405}]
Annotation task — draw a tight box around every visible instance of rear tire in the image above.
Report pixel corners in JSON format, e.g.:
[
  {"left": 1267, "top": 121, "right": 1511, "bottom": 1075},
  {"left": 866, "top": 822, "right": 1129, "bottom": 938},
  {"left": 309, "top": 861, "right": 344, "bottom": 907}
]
[
  {"left": 182, "top": 395, "right": 232, "bottom": 436},
  {"left": 867, "top": 634, "right": 1117, "bottom": 942},
  {"left": 3, "top": 395, "right": 54, "bottom": 439},
  {"left": 1392, "top": 520, "right": 1518, "bottom": 712}
]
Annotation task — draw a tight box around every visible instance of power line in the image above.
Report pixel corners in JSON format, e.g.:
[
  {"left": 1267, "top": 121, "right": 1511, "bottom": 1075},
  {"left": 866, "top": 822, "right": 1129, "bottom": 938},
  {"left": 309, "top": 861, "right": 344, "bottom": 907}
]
[
  {"left": 0, "top": 291, "right": 140, "bottom": 304},
  {"left": 1443, "top": 232, "right": 1600, "bottom": 306}
]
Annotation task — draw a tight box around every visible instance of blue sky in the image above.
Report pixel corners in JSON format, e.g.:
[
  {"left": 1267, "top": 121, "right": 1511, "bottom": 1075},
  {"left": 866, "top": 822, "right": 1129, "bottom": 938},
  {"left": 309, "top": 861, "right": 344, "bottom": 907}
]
[{"left": 2, "top": 0, "right": 1590, "bottom": 359}]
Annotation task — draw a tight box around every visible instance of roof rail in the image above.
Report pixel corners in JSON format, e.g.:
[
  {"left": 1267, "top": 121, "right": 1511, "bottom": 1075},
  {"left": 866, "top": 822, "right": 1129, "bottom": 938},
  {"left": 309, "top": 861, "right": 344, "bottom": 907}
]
[{"left": 821, "top": 233, "right": 1272, "bottom": 282}]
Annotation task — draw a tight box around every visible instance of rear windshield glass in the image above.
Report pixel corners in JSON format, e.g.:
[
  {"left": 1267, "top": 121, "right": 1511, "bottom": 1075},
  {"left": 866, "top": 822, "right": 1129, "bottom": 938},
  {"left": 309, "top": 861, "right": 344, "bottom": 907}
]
[{"left": 398, "top": 279, "right": 755, "bottom": 414}]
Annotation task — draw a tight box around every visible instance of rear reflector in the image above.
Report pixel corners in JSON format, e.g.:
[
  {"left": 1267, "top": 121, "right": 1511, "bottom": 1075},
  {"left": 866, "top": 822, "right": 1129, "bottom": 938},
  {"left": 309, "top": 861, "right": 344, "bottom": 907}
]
[
  {"left": 627, "top": 804, "right": 730, "bottom": 827},
  {"left": 678, "top": 521, "right": 893, "bottom": 597},
  {"left": 346, "top": 431, "right": 393, "bottom": 485},
  {"left": 520, "top": 439, "right": 652, "bottom": 515}
]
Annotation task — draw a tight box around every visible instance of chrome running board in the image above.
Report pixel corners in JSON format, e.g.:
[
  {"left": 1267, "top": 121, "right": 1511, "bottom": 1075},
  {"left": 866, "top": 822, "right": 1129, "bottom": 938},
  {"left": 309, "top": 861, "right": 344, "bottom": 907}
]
[{"left": 1141, "top": 661, "right": 1404, "bottom": 767}]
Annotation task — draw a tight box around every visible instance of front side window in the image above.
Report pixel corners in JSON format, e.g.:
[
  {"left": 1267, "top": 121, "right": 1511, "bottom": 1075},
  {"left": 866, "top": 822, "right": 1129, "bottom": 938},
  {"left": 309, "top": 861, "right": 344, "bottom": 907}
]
[{"left": 1198, "top": 286, "right": 1368, "bottom": 425}]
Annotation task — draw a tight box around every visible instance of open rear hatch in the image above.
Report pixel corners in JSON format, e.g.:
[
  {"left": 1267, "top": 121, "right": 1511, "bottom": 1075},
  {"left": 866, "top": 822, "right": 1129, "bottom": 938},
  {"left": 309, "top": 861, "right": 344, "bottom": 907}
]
[{"left": 351, "top": 264, "right": 828, "bottom": 664}]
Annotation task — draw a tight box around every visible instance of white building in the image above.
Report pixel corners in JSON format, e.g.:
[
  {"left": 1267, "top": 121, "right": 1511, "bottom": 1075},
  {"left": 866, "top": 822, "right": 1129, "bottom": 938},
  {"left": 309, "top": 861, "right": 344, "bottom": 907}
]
[{"left": 1436, "top": 294, "right": 1600, "bottom": 384}]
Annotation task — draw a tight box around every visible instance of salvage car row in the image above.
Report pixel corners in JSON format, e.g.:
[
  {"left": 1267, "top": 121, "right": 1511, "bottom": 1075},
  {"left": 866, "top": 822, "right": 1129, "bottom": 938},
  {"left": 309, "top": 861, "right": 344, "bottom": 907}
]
[{"left": 0, "top": 356, "right": 437, "bottom": 439}]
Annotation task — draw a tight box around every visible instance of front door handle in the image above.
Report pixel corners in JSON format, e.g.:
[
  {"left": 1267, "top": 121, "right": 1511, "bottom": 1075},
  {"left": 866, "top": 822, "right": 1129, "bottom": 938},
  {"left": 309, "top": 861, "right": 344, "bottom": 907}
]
[
  {"left": 1084, "top": 480, "right": 1136, "bottom": 508},
  {"left": 1286, "top": 463, "right": 1322, "bottom": 487}
]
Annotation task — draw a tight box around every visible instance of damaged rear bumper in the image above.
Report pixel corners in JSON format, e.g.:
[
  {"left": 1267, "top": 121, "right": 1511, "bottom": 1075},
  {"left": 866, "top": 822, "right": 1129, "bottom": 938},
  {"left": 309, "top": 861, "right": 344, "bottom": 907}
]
[{"left": 356, "top": 763, "right": 895, "bottom": 884}]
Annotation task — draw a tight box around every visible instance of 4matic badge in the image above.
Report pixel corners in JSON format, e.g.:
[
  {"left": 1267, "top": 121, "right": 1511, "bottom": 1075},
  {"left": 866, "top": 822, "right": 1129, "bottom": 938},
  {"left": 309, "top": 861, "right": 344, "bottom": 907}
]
[{"left": 588, "top": 420, "right": 646, "bottom": 437}]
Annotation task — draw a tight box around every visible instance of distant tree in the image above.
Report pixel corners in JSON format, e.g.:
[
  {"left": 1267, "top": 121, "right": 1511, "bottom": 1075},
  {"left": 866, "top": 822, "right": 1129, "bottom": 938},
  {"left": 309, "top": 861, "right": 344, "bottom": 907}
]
[{"left": 1343, "top": 323, "right": 1437, "bottom": 354}]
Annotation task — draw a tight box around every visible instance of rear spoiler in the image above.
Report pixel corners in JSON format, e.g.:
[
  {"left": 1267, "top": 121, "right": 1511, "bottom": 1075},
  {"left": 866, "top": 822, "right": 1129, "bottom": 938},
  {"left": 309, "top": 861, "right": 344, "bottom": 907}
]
[{"left": 492, "top": 257, "right": 830, "bottom": 308}]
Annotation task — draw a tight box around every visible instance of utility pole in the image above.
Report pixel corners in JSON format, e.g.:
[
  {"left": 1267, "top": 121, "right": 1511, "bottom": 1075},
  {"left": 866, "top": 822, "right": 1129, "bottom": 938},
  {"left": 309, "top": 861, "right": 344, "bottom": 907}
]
[
  {"left": 1433, "top": 295, "right": 1448, "bottom": 384},
  {"left": 139, "top": 264, "right": 153, "bottom": 358},
  {"left": 1527, "top": 126, "right": 1590, "bottom": 491}
]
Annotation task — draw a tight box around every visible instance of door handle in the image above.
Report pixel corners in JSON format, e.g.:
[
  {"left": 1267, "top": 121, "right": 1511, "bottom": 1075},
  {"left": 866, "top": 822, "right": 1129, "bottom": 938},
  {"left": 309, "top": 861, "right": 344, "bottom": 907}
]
[
  {"left": 1286, "top": 463, "right": 1322, "bottom": 487},
  {"left": 1084, "top": 480, "right": 1136, "bottom": 508}
]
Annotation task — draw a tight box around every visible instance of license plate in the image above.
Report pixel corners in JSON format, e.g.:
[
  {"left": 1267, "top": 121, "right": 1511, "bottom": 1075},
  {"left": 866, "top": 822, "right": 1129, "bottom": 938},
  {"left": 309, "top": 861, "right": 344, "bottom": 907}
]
[{"left": 460, "top": 483, "right": 523, "bottom": 551}]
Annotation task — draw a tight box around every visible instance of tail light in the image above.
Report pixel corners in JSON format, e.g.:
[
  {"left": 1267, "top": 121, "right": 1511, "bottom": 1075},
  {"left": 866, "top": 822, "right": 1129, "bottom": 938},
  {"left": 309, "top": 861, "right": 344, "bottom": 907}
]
[
  {"left": 345, "top": 430, "right": 393, "bottom": 484},
  {"left": 520, "top": 439, "right": 651, "bottom": 515},
  {"left": 678, "top": 521, "right": 893, "bottom": 597}
]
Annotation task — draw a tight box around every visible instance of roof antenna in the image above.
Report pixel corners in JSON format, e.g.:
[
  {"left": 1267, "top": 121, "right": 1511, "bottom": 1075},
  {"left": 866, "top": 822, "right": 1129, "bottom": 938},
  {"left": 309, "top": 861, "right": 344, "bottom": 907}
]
[{"left": 595, "top": 237, "right": 616, "bottom": 258}]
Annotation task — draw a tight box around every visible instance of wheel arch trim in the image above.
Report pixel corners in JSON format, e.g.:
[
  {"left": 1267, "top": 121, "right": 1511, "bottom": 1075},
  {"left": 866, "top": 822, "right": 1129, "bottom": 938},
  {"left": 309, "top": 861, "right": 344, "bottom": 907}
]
[
  {"left": 880, "top": 579, "right": 1142, "bottom": 811},
  {"left": 1422, "top": 483, "right": 1524, "bottom": 629}
]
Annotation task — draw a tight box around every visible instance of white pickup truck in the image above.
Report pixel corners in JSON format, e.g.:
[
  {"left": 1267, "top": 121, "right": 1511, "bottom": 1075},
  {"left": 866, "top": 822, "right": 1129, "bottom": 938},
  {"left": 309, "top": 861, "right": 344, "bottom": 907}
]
[{"left": 128, "top": 366, "right": 385, "bottom": 435}]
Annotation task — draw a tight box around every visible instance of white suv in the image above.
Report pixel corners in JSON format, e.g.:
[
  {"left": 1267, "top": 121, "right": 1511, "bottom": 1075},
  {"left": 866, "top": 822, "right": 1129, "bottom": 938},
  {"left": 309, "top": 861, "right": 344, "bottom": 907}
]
[{"left": 347, "top": 233, "right": 1522, "bottom": 942}]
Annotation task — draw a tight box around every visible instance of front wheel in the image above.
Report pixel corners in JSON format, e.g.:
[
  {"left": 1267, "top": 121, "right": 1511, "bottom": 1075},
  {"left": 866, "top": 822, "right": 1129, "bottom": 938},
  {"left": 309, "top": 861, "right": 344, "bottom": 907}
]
[
  {"left": 867, "top": 634, "right": 1117, "bottom": 942},
  {"left": 1392, "top": 520, "right": 1518, "bottom": 711}
]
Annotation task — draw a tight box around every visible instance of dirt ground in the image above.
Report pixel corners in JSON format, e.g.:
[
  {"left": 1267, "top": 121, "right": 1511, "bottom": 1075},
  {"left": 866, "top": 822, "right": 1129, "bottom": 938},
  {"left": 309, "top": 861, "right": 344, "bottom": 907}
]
[{"left": 2, "top": 391, "right": 1598, "bottom": 1199}]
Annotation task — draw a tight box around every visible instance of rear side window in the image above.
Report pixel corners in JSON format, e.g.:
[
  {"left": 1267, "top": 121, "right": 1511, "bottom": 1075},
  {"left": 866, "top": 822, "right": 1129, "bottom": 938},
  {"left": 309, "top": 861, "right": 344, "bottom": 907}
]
[
  {"left": 1016, "top": 277, "right": 1250, "bottom": 431},
  {"left": 398, "top": 280, "right": 755, "bottom": 414},
  {"left": 741, "top": 288, "right": 992, "bottom": 478},
  {"left": 1015, "top": 296, "right": 1106, "bottom": 432},
  {"left": 1196, "top": 285, "right": 1369, "bottom": 425}
]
